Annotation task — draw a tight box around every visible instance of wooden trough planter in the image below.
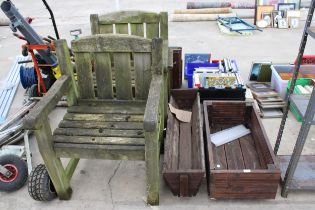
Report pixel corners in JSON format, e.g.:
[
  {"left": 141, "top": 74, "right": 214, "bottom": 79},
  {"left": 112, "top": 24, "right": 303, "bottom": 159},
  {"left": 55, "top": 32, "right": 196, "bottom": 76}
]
[
  {"left": 163, "top": 89, "right": 205, "bottom": 197},
  {"left": 203, "top": 100, "right": 280, "bottom": 199}
]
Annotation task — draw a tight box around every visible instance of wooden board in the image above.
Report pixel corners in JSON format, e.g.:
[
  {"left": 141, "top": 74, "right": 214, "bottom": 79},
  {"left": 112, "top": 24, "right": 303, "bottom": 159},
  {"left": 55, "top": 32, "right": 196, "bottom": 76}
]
[{"left": 178, "top": 122, "right": 192, "bottom": 170}]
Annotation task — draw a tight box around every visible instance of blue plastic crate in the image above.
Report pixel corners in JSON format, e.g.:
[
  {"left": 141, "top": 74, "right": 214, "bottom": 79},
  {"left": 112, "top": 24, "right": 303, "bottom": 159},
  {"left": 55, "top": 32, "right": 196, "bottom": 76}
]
[
  {"left": 184, "top": 53, "right": 211, "bottom": 79},
  {"left": 187, "top": 59, "right": 239, "bottom": 88},
  {"left": 187, "top": 63, "right": 219, "bottom": 88}
]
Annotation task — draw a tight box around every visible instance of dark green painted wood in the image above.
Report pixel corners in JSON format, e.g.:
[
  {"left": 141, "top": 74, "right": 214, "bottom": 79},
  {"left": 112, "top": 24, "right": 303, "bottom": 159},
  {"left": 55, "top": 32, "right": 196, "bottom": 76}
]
[
  {"left": 131, "top": 23, "right": 144, "bottom": 36},
  {"left": 115, "top": 23, "right": 128, "bottom": 34},
  {"left": 90, "top": 14, "right": 100, "bottom": 34},
  {"left": 146, "top": 23, "right": 159, "bottom": 39}
]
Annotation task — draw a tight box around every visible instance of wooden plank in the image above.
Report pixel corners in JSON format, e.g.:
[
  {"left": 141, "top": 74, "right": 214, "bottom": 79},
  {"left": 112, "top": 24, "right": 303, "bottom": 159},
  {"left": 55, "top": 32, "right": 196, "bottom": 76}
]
[
  {"left": 55, "top": 40, "right": 79, "bottom": 103},
  {"left": 115, "top": 23, "right": 128, "bottom": 34},
  {"left": 250, "top": 109, "right": 276, "bottom": 167},
  {"left": 191, "top": 99, "right": 200, "bottom": 169},
  {"left": 160, "top": 12, "right": 168, "bottom": 40},
  {"left": 146, "top": 23, "right": 159, "bottom": 39},
  {"left": 63, "top": 113, "right": 143, "bottom": 122},
  {"left": 59, "top": 120, "right": 143, "bottom": 130},
  {"left": 113, "top": 53, "right": 133, "bottom": 100},
  {"left": 145, "top": 129, "right": 160, "bottom": 205},
  {"left": 54, "top": 128, "right": 144, "bottom": 138},
  {"left": 72, "top": 34, "right": 152, "bottom": 53},
  {"left": 130, "top": 23, "right": 144, "bottom": 36},
  {"left": 68, "top": 104, "right": 145, "bottom": 114},
  {"left": 94, "top": 52, "right": 113, "bottom": 99},
  {"left": 74, "top": 52, "right": 95, "bottom": 99},
  {"left": 143, "top": 75, "right": 163, "bottom": 132},
  {"left": 179, "top": 122, "right": 192, "bottom": 170},
  {"left": 54, "top": 135, "right": 145, "bottom": 146},
  {"left": 211, "top": 127, "right": 227, "bottom": 170},
  {"left": 171, "top": 115, "right": 180, "bottom": 170},
  {"left": 134, "top": 53, "right": 152, "bottom": 99},
  {"left": 224, "top": 136, "right": 245, "bottom": 170},
  {"left": 170, "top": 47, "right": 182, "bottom": 89},
  {"left": 98, "top": 11, "right": 160, "bottom": 24},
  {"left": 239, "top": 134, "right": 262, "bottom": 169},
  {"left": 151, "top": 38, "right": 163, "bottom": 75},
  {"left": 164, "top": 109, "right": 175, "bottom": 170},
  {"left": 90, "top": 14, "right": 100, "bottom": 34},
  {"left": 55, "top": 143, "right": 145, "bottom": 160},
  {"left": 65, "top": 158, "right": 79, "bottom": 179},
  {"left": 24, "top": 75, "right": 71, "bottom": 130},
  {"left": 78, "top": 99, "right": 146, "bottom": 106},
  {"left": 179, "top": 175, "right": 189, "bottom": 197},
  {"left": 99, "top": 24, "right": 114, "bottom": 34},
  {"left": 34, "top": 120, "right": 72, "bottom": 199}
]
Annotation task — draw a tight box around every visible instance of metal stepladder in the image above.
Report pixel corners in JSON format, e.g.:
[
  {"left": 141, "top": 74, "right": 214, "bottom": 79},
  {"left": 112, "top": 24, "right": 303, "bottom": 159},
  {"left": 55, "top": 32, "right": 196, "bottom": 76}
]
[{"left": 274, "top": 0, "right": 315, "bottom": 197}]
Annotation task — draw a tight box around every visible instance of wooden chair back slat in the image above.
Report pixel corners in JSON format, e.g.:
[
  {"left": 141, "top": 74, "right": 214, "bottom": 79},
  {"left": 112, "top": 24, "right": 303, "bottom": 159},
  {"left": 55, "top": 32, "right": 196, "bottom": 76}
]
[
  {"left": 134, "top": 53, "right": 152, "bottom": 100},
  {"left": 75, "top": 52, "right": 95, "bottom": 99},
  {"left": 71, "top": 34, "right": 158, "bottom": 100},
  {"left": 94, "top": 52, "right": 113, "bottom": 99},
  {"left": 90, "top": 11, "right": 168, "bottom": 41}
]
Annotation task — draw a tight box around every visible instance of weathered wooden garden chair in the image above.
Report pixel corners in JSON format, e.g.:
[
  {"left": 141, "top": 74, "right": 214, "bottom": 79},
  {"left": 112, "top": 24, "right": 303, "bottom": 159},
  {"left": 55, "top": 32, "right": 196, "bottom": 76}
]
[
  {"left": 90, "top": 10, "right": 171, "bottom": 108},
  {"left": 24, "top": 34, "right": 165, "bottom": 205}
]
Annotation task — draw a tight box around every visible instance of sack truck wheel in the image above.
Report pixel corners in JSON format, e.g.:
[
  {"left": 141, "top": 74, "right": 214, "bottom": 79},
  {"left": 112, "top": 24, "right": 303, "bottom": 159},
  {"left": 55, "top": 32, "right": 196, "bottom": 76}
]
[
  {"left": 28, "top": 164, "right": 57, "bottom": 201},
  {"left": 0, "top": 155, "right": 28, "bottom": 192},
  {"left": 29, "top": 84, "right": 40, "bottom": 98}
]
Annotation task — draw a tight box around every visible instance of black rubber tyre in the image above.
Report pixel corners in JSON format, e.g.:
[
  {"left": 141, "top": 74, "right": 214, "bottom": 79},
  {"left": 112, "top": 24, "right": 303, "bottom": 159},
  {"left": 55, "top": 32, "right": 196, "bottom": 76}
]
[
  {"left": 29, "top": 84, "right": 40, "bottom": 98},
  {"left": 0, "top": 155, "right": 28, "bottom": 192},
  {"left": 28, "top": 164, "right": 57, "bottom": 201}
]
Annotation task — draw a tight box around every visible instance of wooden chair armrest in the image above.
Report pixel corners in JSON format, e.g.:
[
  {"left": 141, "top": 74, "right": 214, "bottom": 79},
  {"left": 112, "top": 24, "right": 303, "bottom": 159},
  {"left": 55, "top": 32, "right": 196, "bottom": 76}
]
[
  {"left": 23, "top": 75, "right": 71, "bottom": 130},
  {"left": 144, "top": 75, "right": 164, "bottom": 132}
]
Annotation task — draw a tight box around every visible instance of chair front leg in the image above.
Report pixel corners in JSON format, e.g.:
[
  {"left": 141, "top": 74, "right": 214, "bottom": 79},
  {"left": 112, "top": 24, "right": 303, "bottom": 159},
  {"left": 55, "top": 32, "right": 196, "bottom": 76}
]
[
  {"left": 145, "top": 129, "right": 160, "bottom": 205},
  {"left": 34, "top": 119, "right": 72, "bottom": 200}
]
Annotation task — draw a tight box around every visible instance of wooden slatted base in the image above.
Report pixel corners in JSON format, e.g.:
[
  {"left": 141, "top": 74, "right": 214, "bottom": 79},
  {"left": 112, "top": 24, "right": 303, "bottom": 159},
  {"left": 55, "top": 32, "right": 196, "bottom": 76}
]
[
  {"left": 204, "top": 101, "right": 280, "bottom": 199},
  {"left": 53, "top": 102, "right": 146, "bottom": 161}
]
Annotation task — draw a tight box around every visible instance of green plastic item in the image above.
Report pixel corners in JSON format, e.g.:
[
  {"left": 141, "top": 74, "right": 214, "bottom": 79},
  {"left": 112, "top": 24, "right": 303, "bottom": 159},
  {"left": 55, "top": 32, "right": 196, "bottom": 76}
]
[
  {"left": 290, "top": 103, "right": 302, "bottom": 122},
  {"left": 286, "top": 78, "right": 312, "bottom": 94}
]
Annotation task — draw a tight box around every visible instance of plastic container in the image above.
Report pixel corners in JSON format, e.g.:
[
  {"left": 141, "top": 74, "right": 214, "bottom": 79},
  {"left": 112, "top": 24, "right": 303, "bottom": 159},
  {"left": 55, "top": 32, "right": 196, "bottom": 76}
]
[
  {"left": 290, "top": 102, "right": 302, "bottom": 122},
  {"left": 184, "top": 53, "right": 211, "bottom": 79},
  {"left": 270, "top": 64, "right": 315, "bottom": 98},
  {"left": 187, "top": 60, "right": 239, "bottom": 88},
  {"left": 294, "top": 55, "right": 315, "bottom": 65},
  {"left": 187, "top": 63, "right": 219, "bottom": 88}
]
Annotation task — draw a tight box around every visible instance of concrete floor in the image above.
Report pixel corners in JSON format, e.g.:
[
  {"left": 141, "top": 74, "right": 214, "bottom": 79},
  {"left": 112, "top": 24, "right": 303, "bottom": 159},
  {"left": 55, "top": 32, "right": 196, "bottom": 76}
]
[{"left": 1, "top": 0, "right": 315, "bottom": 209}]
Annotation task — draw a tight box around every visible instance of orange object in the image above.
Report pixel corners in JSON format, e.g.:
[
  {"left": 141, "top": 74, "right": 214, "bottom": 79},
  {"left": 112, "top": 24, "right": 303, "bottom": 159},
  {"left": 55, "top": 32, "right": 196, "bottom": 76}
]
[
  {"left": 303, "top": 74, "right": 315, "bottom": 79},
  {"left": 279, "top": 72, "right": 302, "bottom": 80}
]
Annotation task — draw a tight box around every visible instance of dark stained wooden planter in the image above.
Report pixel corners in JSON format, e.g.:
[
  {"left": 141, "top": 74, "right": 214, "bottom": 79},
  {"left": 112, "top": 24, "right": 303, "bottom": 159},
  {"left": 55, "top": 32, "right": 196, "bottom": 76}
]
[
  {"left": 203, "top": 100, "right": 280, "bottom": 199},
  {"left": 163, "top": 89, "right": 205, "bottom": 197}
]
